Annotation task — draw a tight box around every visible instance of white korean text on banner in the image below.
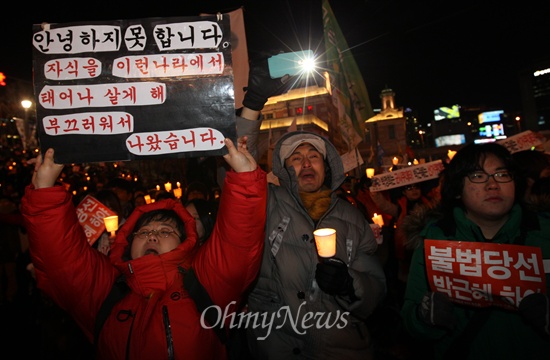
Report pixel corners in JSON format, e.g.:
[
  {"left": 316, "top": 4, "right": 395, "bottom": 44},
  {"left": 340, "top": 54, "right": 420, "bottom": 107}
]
[
  {"left": 369, "top": 160, "right": 445, "bottom": 192},
  {"left": 424, "top": 239, "right": 547, "bottom": 310},
  {"left": 76, "top": 195, "right": 116, "bottom": 246},
  {"left": 32, "top": 15, "right": 235, "bottom": 164}
]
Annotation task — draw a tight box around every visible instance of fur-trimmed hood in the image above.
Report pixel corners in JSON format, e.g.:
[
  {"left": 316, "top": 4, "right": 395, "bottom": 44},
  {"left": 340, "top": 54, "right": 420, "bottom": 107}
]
[{"left": 400, "top": 203, "right": 443, "bottom": 250}]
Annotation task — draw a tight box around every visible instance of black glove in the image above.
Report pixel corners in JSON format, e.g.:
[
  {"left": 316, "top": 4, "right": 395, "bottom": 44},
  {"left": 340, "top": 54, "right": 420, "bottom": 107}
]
[
  {"left": 416, "top": 291, "right": 456, "bottom": 331},
  {"left": 315, "top": 258, "right": 356, "bottom": 299},
  {"left": 518, "top": 293, "right": 550, "bottom": 338},
  {"left": 242, "top": 55, "right": 293, "bottom": 111}
]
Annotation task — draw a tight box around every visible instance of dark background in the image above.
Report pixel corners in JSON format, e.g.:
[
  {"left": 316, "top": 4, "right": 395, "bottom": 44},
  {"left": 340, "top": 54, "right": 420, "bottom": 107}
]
[{"left": 2, "top": 0, "right": 550, "bottom": 121}]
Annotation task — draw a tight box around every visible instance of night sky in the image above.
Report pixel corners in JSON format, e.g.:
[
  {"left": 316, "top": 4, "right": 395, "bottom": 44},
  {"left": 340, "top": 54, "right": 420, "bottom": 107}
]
[{"left": 2, "top": 0, "right": 549, "bottom": 121}]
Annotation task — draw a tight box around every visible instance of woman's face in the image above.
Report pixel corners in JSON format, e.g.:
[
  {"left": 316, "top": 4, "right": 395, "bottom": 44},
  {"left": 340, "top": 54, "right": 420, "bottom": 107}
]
[
  {"left": 130, "top": 220, "right": 182, "bottom": 259},
  {"left": 461, "top": 153, "right": 515, "bottom": 223}
]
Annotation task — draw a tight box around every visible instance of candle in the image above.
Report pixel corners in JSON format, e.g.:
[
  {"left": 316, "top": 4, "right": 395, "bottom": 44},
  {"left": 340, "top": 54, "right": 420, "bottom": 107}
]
[
  {"left": 413, "top": 158, "right": 419, "bottom": 165},
  {"left": 156, "top": 185, "right": 160, "bottom": 191},
  {"left": 372, "top": 213, "right": 384, "bottom": 227},
  {"left": 173, "top": 188, "right": 182, "bottom": 199},
  {"left": 144, "top": 194, "right": 151, "bottom": 204},
  {"left": 448, "top": 150, "right": 457, "bottom": 160},
  {"left": 164, "top": 182, "right": 172, "bottom": 192},
  {"left": 177, "top": 182, "right": 181, "bottom": 188},
  {"left": 392, "top": 157, "right": 399, "bottom": 166},
  {"left": 313, "top": 228, "right": 337, "bottom": 258},
  {"left": 103, "top": 215, "right": 119, "bottom": 237},
  {"left": 366, "top": 168, "right": 375, "bottom": 178}
]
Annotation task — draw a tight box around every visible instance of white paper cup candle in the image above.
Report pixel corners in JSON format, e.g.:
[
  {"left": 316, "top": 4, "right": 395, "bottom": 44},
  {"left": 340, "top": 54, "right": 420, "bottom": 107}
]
[{"left": 313, "top": 228, "right": 337, "bottom": 258}]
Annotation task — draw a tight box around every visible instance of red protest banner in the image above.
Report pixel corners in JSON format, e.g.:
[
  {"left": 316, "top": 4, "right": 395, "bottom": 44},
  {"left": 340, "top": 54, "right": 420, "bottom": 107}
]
[
  {"left": 424, "top": 239, "right": 546, "bottom": 310},
  {"left": 76, "top": 195, "right": 116, "bottom": 246}
]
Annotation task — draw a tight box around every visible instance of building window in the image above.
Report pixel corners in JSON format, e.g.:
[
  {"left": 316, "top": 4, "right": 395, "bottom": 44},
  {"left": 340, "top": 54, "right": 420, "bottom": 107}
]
[
  {"left": 264, "top": 113, "right": 274, "bottom": 119},
  {"left": 388, "top": 125, "right": 396, "bottom": 139},
  {"left": 295, "top": 105, "right": 313, "bottom": 116}
]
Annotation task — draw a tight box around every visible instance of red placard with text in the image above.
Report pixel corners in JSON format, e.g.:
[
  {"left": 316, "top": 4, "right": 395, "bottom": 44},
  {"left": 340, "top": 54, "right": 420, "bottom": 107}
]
[
  {"left": 424, "top": 239, "right": 546, "bottom": 310},
  {"left": 76, "top": 195, "right": 116, "bottom": 246}
]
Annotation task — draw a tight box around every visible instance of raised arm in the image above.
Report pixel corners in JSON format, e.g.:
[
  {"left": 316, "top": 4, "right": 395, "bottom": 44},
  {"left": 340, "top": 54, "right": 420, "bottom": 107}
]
[
  {"left": 222, "top": 137, "right": 257, "bottom": 173},
  {"left": 236, "top": 55, "right": 294, "bottom": 159},
  {"left": 28, "top": 148, "right": 64, "bottom": 189}
]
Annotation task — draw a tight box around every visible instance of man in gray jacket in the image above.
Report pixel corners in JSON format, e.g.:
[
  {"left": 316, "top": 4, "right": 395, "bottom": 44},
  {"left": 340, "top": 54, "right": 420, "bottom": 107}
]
[{"left": 236, "top": 58, "right": 386, "bottom": 360}]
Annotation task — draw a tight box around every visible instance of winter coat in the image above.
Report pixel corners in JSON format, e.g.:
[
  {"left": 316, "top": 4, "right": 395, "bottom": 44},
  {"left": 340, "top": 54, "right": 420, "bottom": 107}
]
[
  {"left": 393, "top": 195, "right": 432, "bottom": 261},
  {"left": 246, "top": 131, "right": 386, "bottom": 360},
  {"left": 21, "top": 168, "right": 267, "bottom": 360},
  {"left": 400, "top": 203, "right": 550, "bottom": 360}
]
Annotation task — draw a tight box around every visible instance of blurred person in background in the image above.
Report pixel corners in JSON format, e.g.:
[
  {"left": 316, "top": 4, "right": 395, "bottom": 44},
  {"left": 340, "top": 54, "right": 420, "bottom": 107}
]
[
  {"left": 512, "top": 148, "right": 550, "bottom": 202},
  {"left": 185, "top": 198, "right": 218, "bottom": 246},
  {"left": 105, "top": 177, "right": 135, "bottom": 219},
  {"left": 92, "top": 189, "right": 127, "bottom": 256}
]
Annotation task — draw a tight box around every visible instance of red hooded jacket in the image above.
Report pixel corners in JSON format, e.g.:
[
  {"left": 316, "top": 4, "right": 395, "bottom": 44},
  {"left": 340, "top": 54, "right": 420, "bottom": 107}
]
[{"left": 21, "top": 168, "right": 266, "bottom": 360}]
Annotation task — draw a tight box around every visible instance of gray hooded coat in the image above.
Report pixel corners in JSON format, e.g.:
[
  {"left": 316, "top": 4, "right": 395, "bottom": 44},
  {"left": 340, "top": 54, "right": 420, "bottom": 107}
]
[{"left": 243, "top": 129, "right": 386, "bottom": 360}]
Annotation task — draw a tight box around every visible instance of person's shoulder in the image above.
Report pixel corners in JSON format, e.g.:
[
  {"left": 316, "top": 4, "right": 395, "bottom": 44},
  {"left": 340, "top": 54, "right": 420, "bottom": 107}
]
[{"left": 534, "top": 210, "right": 550, "bottom": 229}]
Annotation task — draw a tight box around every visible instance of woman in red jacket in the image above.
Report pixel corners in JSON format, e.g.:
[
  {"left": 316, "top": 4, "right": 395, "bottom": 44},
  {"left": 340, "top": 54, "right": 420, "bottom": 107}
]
[{"left": 21, "top": 137, "right": 266, "bottom": 360}]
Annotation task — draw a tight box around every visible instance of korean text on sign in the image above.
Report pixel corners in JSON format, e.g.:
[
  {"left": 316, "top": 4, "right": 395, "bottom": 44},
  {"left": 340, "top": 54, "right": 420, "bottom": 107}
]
[
  {"left": 369, "top": 160, "right": 445, "bottom": 192},
  {"left": 424, "top": 239, "right": 546, "bottom": 310},
  {"left": 76, "top": 195, "right": 117, "bottom": 246}
]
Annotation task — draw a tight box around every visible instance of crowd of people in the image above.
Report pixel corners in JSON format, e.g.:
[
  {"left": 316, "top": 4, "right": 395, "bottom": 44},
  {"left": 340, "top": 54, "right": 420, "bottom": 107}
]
[{"left": 0, "top": 55, "right": 549, "bottom": 360}]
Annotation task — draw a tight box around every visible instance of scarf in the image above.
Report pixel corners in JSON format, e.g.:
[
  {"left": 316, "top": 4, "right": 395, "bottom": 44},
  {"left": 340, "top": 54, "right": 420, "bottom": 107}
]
[{"left": 300, "top": 188, "right": 332, "bottom": 221}]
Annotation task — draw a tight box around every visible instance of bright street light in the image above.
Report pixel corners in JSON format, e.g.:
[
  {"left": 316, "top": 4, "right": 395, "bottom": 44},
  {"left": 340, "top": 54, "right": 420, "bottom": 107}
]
[
  {"left": 21, "top": 99, "right": 32, "bottom": 109},
  {"left": 20, "top": 100, "right": 33, "bottom": 150}
]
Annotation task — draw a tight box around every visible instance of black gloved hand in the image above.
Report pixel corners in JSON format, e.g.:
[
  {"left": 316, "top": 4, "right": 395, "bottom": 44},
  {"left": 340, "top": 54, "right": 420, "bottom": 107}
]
[
  {"left": 242, "top": 55, "right": 293, "bottom": 111},
  {"left": 315, "top": 258, "right": 356, "bottom": 299},
  {"left": 416, "top": 291, "right": 456, "bottom": 331},
  {"left": 518, "top": 292, "right": 550, "bottom": 338}
]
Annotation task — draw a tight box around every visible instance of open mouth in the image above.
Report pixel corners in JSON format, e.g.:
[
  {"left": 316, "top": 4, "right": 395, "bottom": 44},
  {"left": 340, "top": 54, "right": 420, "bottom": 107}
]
[{"left": 144, "top": 249, "right": 159, "bottom": 256}]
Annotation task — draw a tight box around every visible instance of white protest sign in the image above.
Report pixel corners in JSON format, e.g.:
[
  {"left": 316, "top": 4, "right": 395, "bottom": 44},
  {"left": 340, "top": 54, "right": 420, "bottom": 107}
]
[
  {"left": 369, "top": 160, "right": 445, "bottom": 192},
  {"left": 496, "top": 130, "right": 544, "bottom": 154},
  {"left": 341, "top": 149, "right": 364, "bottom": 174}
]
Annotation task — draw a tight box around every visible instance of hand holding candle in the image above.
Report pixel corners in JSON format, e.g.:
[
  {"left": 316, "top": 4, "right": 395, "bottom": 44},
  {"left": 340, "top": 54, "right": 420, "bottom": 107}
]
[
  {"left": 370, "top": 224, "right": 383, "bottom": 244},
  {"left": 313, "top": 228, "right": 337, "bottom": 258}
]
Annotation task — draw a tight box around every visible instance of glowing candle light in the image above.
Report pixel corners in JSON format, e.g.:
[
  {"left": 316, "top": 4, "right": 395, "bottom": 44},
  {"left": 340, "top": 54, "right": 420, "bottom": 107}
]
[
  {"left": 103, "top": 215, "right": 119, "bottom": 237},
  {"left": 372, "top": 213, "right": 384, "bottom": 227},
  {"left": 313, "top": 228, "right": 337, "bottom": 258},
  {"left": 366, "top": 168, "right": 375, "bottom": 178},
  {"left": 448, "top": 150, "right": 457, "bottom": 160}
]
